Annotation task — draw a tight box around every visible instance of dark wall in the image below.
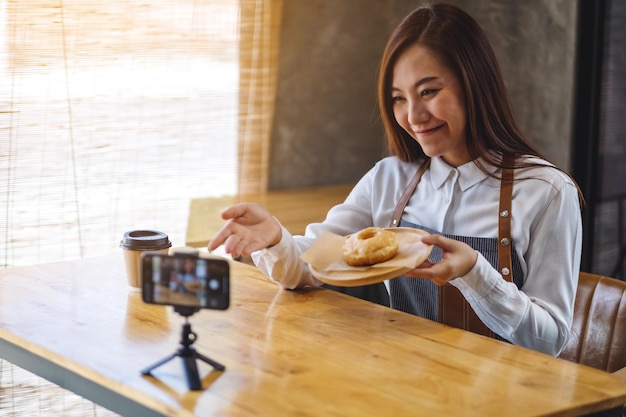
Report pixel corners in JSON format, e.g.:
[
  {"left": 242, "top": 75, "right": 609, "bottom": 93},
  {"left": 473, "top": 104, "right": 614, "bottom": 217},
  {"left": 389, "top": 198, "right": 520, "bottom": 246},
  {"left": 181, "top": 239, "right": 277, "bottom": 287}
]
[
  {"left": 588, "top": 0, "right": 626, "bottom": 277},
  {"left": 268, "top": 0, "right": 578, "bottom": 189}
]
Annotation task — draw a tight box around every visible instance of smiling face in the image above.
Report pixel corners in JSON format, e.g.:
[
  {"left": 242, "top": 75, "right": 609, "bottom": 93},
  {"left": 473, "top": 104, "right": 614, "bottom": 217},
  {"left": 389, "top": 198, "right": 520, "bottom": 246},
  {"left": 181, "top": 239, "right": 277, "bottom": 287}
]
[{"left": 391, "top": 43, "right": 470, "bottom": 167}]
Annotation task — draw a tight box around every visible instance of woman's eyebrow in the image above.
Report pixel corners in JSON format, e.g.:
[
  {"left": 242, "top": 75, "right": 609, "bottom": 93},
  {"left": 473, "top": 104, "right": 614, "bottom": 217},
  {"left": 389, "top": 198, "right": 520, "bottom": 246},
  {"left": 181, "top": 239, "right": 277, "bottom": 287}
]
[{"left": 391, "top": 76, "right": 439, "bottom": 92}]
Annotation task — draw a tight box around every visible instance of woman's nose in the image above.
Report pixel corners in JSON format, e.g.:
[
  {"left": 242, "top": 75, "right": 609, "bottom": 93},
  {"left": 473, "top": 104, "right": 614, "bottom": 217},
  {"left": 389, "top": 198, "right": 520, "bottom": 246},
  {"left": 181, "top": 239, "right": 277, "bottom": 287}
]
[{"left": 408, "top": 100, "right": 428, "bottom": 126}]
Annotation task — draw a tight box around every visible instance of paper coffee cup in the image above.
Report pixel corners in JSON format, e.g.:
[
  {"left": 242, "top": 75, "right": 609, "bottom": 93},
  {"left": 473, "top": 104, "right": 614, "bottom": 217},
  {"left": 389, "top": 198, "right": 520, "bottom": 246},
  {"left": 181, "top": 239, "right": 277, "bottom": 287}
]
[{"left": 120, "top": 230, "right": 172, "bottom": 292}]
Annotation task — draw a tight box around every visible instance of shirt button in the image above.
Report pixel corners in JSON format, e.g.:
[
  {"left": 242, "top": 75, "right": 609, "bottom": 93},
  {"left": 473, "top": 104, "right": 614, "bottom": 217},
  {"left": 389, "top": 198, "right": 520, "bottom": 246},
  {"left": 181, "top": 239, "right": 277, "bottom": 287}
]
[{"left": 443, "top": 198, "right": 450, "bottom": 204}]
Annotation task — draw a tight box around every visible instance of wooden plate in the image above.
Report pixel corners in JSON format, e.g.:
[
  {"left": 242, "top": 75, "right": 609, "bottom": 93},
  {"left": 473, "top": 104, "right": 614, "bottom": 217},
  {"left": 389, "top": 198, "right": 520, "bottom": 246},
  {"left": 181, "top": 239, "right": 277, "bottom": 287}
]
[{"left": 307, "top": 228, "right": 433, "bottom": 287}]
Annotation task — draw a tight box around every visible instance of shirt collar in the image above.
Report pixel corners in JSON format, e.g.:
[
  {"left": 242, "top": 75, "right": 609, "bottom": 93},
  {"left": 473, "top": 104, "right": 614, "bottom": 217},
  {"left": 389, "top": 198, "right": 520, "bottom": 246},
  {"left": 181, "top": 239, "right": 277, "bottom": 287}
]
[{"left": 429, "top": 156, "right": 499, "bottom": 191}]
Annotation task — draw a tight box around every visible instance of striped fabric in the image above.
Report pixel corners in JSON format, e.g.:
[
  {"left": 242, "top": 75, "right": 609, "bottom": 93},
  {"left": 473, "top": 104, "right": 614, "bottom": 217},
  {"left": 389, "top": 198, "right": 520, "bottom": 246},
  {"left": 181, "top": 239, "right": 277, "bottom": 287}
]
[{"left": 389, "top": 220, "right": 524, "bottom": 324}]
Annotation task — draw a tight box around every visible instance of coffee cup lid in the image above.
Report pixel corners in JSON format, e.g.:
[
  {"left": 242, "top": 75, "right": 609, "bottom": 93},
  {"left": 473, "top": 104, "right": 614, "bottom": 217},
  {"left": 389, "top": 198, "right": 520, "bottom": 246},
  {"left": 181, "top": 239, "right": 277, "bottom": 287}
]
[{"left": 119, "top": 230, "right": 172, "bottom": 251}]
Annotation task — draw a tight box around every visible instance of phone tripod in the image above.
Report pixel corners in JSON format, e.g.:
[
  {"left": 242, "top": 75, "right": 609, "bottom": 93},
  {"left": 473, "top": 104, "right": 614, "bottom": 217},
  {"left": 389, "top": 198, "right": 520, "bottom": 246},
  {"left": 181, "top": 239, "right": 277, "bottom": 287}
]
[{"left": 141, "top": 307, "right": 225, "bottom": 391}]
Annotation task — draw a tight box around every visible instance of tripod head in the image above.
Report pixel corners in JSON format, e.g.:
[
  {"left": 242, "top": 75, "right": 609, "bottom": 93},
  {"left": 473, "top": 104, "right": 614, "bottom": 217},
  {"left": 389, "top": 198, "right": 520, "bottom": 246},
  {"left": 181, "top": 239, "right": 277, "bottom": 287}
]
[{"left": 173, "top": 306, "right": 200, "bottom": 318}]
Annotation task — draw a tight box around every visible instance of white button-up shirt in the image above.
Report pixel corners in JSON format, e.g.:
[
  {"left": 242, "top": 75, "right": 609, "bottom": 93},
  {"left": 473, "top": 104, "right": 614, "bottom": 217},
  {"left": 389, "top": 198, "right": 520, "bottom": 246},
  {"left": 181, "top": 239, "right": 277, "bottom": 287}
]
[{"left": 253, "top": 156, "right": 582, "bottom": 355}]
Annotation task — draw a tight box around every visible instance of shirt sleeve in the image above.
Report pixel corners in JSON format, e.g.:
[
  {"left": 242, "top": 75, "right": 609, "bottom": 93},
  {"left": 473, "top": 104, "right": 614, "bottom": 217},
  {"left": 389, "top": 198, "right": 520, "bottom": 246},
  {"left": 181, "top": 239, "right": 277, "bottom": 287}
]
[
  {"left": 251, "top": 226, "right": 323, "bottom": 289},
  {"left": 450, "top": 180, "right": 582, "bottom": 356}
]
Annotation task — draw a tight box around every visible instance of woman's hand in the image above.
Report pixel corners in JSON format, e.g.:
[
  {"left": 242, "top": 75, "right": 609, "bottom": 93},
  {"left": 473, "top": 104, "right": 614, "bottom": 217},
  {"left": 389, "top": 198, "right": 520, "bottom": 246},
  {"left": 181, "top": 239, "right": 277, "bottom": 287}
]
[
  {"left": 406, "top": 234, "right": 478, "bottom": 285},
  {"left": 207, "top": 203, "right": 282, "bottom": 258}
]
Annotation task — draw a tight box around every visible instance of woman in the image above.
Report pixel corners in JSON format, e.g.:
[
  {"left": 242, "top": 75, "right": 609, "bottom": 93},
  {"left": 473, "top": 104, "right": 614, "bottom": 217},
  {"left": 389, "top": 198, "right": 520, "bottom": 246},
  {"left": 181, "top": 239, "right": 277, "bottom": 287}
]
[{"left": 208, "top": 3, "right": 582, "bottom": 356}]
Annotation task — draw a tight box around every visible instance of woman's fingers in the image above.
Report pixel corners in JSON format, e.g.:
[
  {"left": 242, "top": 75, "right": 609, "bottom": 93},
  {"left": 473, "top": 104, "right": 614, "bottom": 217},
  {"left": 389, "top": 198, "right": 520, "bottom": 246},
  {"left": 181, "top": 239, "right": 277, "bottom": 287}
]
[
  {"left": 208, "top": 203, "right": 281, "bottom": 256},
  {"left": 220, "top": 204, "right": 245, "bottom": 221},
  {"left": 405, "top": 234, "right": 478, "bottom": 284},
  {"left": 221, "top": 203, "right": 264, "bottom": 224},
  {"left": 208, "top": 204, "right": 259, "bottom": 252},
  {"left": 407, "top": 262, "right": 455, "bottom": 285},
  {"left": 223, "top": 227, "right": 266, "bottom": 258},
  {"left": 420, "top": 233, "right": 454, "bottom": 250},
  {"left": 208, "top": 219, "right": 238, "bottom": 252}
]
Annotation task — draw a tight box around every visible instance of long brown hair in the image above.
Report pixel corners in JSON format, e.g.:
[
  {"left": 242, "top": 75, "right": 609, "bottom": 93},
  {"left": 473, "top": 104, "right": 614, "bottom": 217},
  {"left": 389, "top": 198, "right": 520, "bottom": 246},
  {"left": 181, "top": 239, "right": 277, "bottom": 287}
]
[{"left": 378, "top": 2, "right": 582, "bottom": 205}]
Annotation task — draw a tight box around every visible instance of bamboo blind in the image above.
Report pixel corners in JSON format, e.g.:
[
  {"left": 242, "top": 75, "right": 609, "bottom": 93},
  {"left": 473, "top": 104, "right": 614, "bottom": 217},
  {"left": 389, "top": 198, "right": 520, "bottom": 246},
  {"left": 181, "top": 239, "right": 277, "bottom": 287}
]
[
  {"left": 238, "top": 0, "right": 282, "bottom": 194},
  {"left": 0, "top": 0, "right": 280, "bottom": 268}
]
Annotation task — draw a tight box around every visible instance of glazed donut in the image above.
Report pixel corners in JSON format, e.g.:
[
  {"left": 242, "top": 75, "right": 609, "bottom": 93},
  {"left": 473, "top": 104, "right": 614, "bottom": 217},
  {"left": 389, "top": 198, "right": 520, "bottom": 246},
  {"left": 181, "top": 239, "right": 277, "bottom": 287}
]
[{"left": 342, "top": 227, "right": 399, "bottom": 266}]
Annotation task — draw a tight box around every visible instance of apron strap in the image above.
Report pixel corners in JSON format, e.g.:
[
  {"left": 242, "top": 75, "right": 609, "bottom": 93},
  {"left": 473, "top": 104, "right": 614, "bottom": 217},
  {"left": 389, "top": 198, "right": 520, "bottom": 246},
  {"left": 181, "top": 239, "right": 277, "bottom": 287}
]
[
  {"left": 498, "top": 157, "right": 514, "bottom": 283},
  {"left": 389, "top": 159, "right": 430, "bottom": 227}
]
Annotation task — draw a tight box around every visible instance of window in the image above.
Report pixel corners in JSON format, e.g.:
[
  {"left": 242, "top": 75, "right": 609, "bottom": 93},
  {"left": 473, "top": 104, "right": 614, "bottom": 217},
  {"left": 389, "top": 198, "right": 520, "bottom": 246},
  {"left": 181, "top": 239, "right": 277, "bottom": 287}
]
[{"left": 1, "top": 0, "right": 243, "bottom": 267}]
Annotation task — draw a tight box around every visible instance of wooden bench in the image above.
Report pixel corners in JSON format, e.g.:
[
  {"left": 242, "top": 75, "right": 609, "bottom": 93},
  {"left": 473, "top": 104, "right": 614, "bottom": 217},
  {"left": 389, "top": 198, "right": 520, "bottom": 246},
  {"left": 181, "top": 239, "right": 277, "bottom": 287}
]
[{"left": 185, "top": 184, "right": 354, "bottom": 248}]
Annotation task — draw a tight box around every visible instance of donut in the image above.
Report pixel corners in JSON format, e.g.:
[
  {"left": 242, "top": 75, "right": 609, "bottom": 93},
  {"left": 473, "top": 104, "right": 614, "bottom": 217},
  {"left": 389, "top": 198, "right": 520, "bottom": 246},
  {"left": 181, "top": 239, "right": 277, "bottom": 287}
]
[{"left": 342, "top": 227, "right": 399, "bottom": 266}]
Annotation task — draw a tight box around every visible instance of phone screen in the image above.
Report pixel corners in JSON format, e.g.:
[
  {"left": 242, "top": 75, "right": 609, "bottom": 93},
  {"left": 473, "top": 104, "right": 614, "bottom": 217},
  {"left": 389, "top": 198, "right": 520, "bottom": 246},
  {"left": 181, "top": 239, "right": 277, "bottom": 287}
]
[{"left": 141, "top": 253, "right": 229, "bottom": 310}]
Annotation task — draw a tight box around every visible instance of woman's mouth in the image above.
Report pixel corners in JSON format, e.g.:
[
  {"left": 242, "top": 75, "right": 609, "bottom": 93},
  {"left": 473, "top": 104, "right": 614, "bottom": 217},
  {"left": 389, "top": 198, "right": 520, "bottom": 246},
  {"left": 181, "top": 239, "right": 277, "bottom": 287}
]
[{"left": 415, "top": 124, "right": 444, "bottom": 136}]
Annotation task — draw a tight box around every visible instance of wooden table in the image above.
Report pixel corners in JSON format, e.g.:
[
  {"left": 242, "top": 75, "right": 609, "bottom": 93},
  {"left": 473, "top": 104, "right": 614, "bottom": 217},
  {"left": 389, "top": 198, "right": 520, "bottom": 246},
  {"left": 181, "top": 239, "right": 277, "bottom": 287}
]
[
  {"left": 185, "top": 184, "right": 353, "bottom": 247},
  {"left": 1, "top": 255, "right": 626, "bottom": 417}
]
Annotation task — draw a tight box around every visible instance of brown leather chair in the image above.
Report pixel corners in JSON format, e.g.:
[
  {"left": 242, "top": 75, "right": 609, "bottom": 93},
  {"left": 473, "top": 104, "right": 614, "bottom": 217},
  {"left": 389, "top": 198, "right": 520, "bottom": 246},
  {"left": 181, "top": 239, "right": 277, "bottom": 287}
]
[
  {"left": 560, "top": 272, "right": 626, "bottom": 373},
  {"left": 559, "top": 272, "right": 626, "bottom": 417}
]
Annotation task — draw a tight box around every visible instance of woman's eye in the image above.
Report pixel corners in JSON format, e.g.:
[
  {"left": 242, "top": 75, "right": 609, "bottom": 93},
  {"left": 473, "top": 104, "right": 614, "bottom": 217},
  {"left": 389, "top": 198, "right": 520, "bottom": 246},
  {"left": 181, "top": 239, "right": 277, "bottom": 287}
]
[
  {"left": 392, "top": 96, "right": 405, "bottom": 103},
  {"left": 420, "top": 88, "right": 438, "bottom": 97}
]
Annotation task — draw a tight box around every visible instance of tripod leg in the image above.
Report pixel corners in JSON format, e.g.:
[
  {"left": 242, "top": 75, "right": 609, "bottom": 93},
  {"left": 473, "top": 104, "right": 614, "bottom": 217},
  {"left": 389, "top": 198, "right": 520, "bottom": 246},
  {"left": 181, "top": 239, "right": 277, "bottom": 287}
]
[
  {"left": 181, "top": 355, "right": 202, "bottom": 391},
  {"left": 195, "top": 351, "right": 226, "bottom": 371},
  {"left": 141, "top": 352, "right": 178, "bottom": 376},
  {"left": 145, "top": 319, "right": 225, "bottom": 390}
]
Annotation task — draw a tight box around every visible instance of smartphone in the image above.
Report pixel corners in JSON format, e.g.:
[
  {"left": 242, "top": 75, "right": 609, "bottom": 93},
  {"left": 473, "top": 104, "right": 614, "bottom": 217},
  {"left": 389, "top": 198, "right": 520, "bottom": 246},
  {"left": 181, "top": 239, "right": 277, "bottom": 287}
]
[{"left": 140, "top": 252, "right": 229, "bottom": 310}]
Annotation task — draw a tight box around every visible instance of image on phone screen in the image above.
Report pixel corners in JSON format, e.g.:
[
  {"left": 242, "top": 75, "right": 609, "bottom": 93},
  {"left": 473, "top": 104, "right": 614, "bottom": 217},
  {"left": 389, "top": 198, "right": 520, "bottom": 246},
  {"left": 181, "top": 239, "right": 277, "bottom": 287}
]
[{"left": 142, "top": 254, "right": 229, "bottom": 310}]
